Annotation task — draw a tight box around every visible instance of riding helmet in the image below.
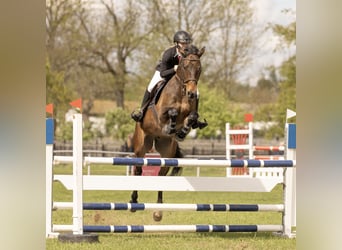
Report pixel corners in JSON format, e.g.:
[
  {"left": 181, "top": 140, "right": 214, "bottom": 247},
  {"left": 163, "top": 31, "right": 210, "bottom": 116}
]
[{"left": 173, "top": 30, "right": 192, "bottom": 43}]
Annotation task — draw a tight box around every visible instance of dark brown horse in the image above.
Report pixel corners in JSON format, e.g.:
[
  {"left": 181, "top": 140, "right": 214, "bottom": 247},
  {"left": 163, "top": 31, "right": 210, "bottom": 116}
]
[{"left": 131, "top": 45, "right": 205, "bottom": 221}]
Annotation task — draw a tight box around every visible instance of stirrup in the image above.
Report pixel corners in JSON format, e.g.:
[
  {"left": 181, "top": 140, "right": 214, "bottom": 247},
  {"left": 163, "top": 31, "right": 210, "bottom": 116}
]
[{"left": 131, "top": 110, "right": 143, "bottom": 122}]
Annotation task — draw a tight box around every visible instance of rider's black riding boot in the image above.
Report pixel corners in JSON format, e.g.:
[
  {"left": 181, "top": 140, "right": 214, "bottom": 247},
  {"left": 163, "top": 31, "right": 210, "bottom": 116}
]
[
  {"left": 131, "top": 90, "right": 151, "bottom": 122},
  {"left": 192, "top": 97, "right": 208, "bottom": 129}
]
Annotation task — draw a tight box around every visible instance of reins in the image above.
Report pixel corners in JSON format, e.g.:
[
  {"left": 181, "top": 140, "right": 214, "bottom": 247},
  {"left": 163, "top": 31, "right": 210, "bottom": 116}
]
[
  {"left": 176, "top": 56, "right": 200, "bottom": 96},
  {"left": 174, "top": 74, "right": 197, "bottom": 96}
]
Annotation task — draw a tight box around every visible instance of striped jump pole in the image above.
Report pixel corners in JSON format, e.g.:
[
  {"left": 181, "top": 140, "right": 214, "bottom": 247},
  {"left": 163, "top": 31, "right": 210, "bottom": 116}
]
[
  {"left": 84, "top": 157, "right": 295, "bottom": 168},
  {"left": 53, "top": 202, "right": 284, "bottom": 212},
  {"left": 82, "top": 224, "right": 283, "bottom": 233}
]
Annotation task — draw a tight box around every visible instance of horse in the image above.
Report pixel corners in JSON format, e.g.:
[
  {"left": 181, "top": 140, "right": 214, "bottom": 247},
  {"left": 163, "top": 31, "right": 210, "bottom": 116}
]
[{"left": 131, "top": 45, "right": 205, "bottom": 221}]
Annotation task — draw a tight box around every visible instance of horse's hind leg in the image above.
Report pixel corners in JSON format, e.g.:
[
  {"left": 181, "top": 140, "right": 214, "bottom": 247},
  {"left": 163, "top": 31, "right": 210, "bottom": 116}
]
[
  {"left": 130, "top": 166, "right": 142, "bottom": 206},
  {"left": 152, "top": 138, "right": 179, "bottom": 221},
  {"left": 152, "top": 169, "right": 169, "bottom": 221},
  {"left": 130, "top": 124, "right": 152, "bottom": 212}
]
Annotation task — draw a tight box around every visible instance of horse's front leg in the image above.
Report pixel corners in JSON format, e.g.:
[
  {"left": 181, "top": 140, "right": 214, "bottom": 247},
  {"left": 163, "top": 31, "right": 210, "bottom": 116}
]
[
  {"left": 175, "top": 111, "right": 198, "bottom": 141},
  {"left": 162, "top": 108, "right": 178, "bottom": 134}
]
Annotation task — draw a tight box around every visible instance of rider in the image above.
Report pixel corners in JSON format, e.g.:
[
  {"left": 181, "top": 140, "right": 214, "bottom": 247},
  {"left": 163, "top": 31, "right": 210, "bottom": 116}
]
[{"left": 131, "top": 30, "right": 207, "bottom": 129}]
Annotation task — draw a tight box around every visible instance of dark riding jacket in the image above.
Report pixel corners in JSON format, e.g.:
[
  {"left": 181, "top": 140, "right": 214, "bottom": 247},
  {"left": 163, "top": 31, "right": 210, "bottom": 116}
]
[{"left": 156, "top": 46, "right": 181, "bottom": 83}]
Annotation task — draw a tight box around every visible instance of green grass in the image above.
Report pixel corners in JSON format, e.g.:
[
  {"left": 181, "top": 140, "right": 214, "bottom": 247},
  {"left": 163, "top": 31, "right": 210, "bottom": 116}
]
[{"left": 47, "top": 164, "right": 296, "bottom": 249}]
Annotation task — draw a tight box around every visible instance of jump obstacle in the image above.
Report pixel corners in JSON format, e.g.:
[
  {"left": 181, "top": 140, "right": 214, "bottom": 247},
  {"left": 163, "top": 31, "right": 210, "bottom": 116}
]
[
  {"left": 52, "top": 121, "right": 286, "bottom": 176},
  {"left": 46, "top": 114, "right": 296, "bottom": 239},
  {"left": 226, "top": 122, "right": 286, "bottom": 163}
]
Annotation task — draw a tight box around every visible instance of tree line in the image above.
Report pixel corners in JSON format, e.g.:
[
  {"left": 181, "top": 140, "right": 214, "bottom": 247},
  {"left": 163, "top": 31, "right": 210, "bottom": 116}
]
[{"left": 46, "top": 0, "right": 296, "bottom": 142}]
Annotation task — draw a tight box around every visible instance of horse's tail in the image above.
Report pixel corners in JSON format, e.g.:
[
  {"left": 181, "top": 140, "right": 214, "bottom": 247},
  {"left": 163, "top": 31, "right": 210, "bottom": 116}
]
[{"left": 170, "top": 143, "right": 183, "bottom": 176}]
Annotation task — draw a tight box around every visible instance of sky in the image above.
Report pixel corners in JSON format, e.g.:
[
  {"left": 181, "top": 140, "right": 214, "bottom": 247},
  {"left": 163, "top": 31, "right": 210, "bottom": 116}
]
[{"left": 245, "top": 0, "right": 296, "bottom": 86}]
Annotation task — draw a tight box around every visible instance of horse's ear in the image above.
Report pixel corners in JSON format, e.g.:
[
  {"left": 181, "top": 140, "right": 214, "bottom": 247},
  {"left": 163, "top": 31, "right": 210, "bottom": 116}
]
[{"left": 198, "top": 46, "right": 205, "bottom": 57}]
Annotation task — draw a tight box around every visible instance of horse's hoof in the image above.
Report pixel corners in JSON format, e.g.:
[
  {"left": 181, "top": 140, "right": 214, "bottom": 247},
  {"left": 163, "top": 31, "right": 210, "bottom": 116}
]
[{"left": 153, "top": 211, "right": 163, "bottom": 221}]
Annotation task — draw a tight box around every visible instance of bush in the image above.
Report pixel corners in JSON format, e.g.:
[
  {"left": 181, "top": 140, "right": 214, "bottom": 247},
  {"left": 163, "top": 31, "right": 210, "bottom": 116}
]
[{"left": 105, "top": 108, "right": 135, "bottom": 142}]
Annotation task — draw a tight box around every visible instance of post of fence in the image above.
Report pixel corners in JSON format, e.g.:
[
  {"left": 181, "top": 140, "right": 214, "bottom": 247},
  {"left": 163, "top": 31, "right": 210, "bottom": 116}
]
[
  {"left": 282, "top": 123, "right": 296, "bottom": 237},
  {"left": 72, "top": 113, "right": 83, "bottom": 235},
  {"left": 233, "top": 125, "right": 248, "bottom": 175},
  {"left": 225, "top": 123, "right": 232, "bottom": 176},
  {"left": 46, "top": 118, "right": 54, "bottom": 238}
]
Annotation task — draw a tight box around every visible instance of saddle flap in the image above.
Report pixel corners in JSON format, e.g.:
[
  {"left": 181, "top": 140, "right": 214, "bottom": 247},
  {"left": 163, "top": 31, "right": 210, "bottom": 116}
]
[{"left": 149, "top": 80, "right": 167, "bottom": 107}]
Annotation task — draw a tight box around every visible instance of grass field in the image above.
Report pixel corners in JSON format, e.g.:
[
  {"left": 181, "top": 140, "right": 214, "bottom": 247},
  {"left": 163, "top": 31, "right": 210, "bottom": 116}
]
[{"left": 46, "top": 164, "right": 296, "bottom": 249}]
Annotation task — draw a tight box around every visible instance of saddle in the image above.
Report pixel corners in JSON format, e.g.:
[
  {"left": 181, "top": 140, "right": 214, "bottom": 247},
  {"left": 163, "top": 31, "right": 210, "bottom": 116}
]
[{"left": 148, "top": 80, "right": 167, "bottom": 107}]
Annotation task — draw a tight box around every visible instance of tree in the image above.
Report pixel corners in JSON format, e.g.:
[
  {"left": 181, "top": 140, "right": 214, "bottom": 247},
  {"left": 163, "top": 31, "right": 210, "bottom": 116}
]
[
  {"left": 203, "top": 0, "right": 259, "bottom": 99},
  {"left": 46, "top": 58, "right": 74, "bottom": 120},
  {"left": 74, "top": 0, "right": 157, "bottom": 108},
  {"left": 271, "top": 12, "right": 296, "bottom": 130},
  {"left": 46, "top": 0, "right": 93, "bottom": 118},
  {"left": 105, "top": 108, "right": 135, "bottom": 142},
  {"left": 144, "top": 0, "right": 259, "bottom": 101},
  {"left": 196, "top": 84, "right": 244, "bottom": 139},
  {"left": 255, "top": 12, "right": 296, "bottom": 139},
  {"left": 46, "top": 0, "right": 265, "bottom": 110},
  {"left": 46, "top": 0, "right": 82, "bottom": 72},
  {"left": 46, "top": 0, "right": 294, "bottom": 143},
  {"left": 249, "top": 70, "right": 279, "bottom": 105}
]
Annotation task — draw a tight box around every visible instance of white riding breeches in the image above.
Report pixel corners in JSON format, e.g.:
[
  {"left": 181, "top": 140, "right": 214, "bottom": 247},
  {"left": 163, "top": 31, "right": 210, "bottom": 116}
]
[{"left": 147, "top": 71, "right": 163, "bottom": 92}]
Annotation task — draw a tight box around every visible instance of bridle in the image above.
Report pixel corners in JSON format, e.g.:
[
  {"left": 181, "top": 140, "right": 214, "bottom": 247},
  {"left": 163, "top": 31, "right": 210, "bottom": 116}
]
[{"left": 175, "top": 56, "right": 201, "bottom": 97}]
